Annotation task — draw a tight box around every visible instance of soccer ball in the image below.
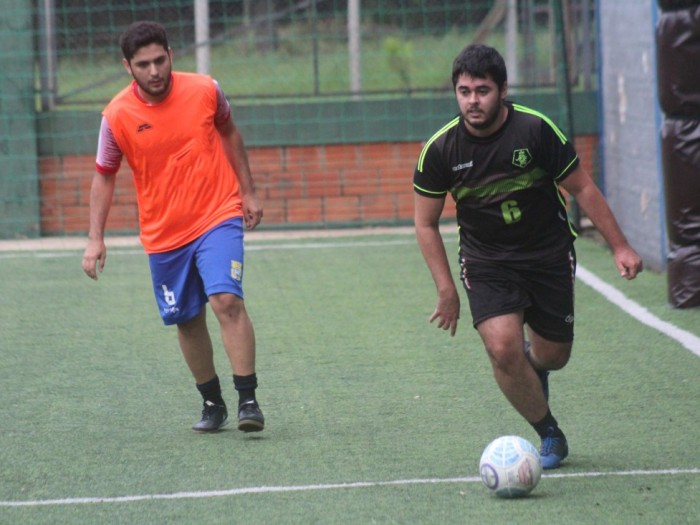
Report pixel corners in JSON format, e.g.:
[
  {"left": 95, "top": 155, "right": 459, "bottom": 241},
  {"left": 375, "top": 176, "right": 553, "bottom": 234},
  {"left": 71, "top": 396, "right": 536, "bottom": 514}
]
[{"left": 479, "top": 435, "right": 542, "bottom": 498}]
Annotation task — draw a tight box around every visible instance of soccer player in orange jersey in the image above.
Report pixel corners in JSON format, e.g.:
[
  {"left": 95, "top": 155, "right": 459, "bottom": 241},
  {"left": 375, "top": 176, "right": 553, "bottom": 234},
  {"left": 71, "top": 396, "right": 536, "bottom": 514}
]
[{"left": 82, "top": 21, "right": 264, "bottom": 433}]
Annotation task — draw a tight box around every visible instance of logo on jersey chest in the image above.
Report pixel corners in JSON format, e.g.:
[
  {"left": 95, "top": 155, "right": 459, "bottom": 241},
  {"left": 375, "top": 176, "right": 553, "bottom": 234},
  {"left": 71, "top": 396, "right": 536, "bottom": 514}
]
[
  {"left": 452, "top": 161, "right": 473, "bottom": 172},
  {"left": 512, "top": 148, "right": 533, "bottom": 169}
]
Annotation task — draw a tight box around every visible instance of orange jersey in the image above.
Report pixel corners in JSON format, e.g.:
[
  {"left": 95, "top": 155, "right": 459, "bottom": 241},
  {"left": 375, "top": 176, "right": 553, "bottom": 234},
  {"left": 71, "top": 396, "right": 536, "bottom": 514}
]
[{"left": 102, "top": 72, "right": 242, "bottom": 253}]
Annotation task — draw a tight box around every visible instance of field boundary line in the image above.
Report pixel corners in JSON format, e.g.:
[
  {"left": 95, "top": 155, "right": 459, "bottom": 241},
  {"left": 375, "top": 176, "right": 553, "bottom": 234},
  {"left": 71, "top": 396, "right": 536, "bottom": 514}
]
[
  {"left": 1, "top": 229, "right": 698, "bottom": 354},
  {"left": 1, "top": 468, "right": 698, "bottom": 508},
  {"left": 576, "top": 266, "right": 700, "bottom": 356}
]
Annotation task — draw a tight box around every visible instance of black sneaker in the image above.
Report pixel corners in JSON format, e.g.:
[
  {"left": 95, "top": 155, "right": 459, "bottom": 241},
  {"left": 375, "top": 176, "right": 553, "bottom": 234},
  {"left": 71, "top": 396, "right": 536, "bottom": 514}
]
[
  {"left": 192, "top": 401, "right": 228, "bottom": 432},
  {"left": 238, "top": 400, "right": 265, "bottom": 432}
]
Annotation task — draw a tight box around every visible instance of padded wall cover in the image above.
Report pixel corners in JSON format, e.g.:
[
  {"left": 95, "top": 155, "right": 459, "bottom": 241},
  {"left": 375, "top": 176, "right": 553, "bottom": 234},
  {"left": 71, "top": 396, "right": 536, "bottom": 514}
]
[
  {"left": 656, "top": 7, "right": 700, "bottom": 115},
  {"left": 657, "top": 1, "right": 700, "bottom": 307},
  {"left": 660, "top": 118, "right": 700, "bottom": 245},
  {"left": 667, "top": 243, "right": 700, "bottom": 308}
]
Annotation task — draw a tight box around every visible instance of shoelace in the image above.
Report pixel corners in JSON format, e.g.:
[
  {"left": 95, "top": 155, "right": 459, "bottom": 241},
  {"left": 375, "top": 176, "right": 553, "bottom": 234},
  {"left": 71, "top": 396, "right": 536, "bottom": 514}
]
[
  {"left": 540, "top": 436, "right": 563, "bottom": 455},
  {"left": 202, "top": 402, "right": 224, "bottom": 417}
]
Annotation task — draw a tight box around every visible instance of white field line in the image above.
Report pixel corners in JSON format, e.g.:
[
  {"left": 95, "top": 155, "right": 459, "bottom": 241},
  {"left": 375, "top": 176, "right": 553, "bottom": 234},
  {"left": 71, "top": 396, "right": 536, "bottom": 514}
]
[
  {"left": 1, "top": 235, "right": 699, "bottom": 508},
  {"left": 576, "top": 266, "right": 700, "bottom": 356},
  {"left": 2, "top": 234, "right": 698, "bottom": 356},
  {"left": 1, "top": 468, "right": 699, "bottom": 508}
]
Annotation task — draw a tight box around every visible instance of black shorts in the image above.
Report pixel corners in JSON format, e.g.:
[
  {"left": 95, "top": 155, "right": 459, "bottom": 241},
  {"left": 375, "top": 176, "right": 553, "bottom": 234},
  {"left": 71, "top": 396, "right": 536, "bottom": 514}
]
[{"left": 459, "top": 249, "right": 577, "bottom": 342}]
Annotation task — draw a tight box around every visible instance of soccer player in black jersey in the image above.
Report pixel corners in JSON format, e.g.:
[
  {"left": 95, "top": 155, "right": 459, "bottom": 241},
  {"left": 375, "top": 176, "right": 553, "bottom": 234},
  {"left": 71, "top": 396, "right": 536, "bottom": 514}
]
[{"left": 413, "top": 44, "right": 643, "bottom": 469}]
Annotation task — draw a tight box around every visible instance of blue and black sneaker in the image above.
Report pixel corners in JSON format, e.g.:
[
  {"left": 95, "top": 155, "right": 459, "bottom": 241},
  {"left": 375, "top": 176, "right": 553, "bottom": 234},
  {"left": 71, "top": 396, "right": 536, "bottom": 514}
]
[{"left": 540, "top": 427, "right": 569, "bottom": 469}]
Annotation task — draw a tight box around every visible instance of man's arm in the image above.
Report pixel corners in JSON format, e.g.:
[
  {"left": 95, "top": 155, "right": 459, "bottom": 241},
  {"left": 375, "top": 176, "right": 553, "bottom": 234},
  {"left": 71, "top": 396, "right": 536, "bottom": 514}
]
[
  {"left": 560, "top": 166, "right": 643, "bottom": 279},
  {"left": 82, "top": 172, "right": 116, "bottom": 280},
  {"left": 414, "top": 193, "right": 460, "bottom": 336},
  {"left": 217, "top": 118, "right": 263, "bottom": 230}
]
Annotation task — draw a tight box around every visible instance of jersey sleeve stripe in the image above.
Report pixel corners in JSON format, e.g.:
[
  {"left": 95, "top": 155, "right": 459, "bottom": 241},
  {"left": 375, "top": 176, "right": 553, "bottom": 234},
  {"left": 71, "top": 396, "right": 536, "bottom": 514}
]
[
  {"left": 413, "top": 183, "right": 448, "bottom": 196},
  {"left": 512, "top": 103, "right": 568, "bottom": 144},
  {"left": 417, "top": 116, "right": 460, "bottom": 172},
  {"left": 555, "top": 155, "right": 579, "bottom": 180}
]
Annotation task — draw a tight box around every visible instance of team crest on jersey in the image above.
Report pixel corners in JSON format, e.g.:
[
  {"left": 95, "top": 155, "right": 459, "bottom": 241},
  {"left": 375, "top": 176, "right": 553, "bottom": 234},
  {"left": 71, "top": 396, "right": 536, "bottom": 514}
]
[
  {"left": 231, "top": 261, "right": 242, "bottom": 281},
  {"left": 512, "top": 148, "right": 533, "bottom": 169}
]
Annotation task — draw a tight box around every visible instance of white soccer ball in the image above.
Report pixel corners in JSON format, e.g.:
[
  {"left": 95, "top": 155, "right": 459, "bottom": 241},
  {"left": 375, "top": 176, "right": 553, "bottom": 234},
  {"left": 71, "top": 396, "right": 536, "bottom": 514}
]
[{"left": 479, "top": 435, "right": 542, "bottom": 498}]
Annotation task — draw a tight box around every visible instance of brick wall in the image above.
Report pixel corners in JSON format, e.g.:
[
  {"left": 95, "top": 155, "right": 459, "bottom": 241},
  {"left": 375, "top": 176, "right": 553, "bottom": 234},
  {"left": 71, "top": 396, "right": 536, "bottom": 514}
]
[{"left": 39, "top": 135, "right": 598, "bottom": 236}]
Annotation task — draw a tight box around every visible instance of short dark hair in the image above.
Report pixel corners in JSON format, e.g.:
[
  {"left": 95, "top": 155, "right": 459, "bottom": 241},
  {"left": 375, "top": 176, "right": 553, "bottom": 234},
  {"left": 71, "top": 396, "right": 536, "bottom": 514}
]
[
  {"left": 451, "top": 44, "right": 507, "bottom": 89},
  {"left": 119, "top": 21, "right": 169, "bottom": 62}
]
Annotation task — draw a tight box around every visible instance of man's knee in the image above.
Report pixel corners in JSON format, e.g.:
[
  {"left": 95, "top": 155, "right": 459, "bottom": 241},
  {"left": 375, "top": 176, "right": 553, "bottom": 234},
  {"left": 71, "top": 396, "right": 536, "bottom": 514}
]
[{"left": 209, "top": 292, "right": 246, "bottom": 318}]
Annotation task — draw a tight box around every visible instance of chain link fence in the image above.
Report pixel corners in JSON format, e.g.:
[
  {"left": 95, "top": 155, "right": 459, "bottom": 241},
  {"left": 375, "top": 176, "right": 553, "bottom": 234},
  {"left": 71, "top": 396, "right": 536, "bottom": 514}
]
[
  {"left": 36, "top": 0, "right": 595, "bottom": 108},
  {"left": 2, "top": 0, "right": 596, "bottom": 238}
]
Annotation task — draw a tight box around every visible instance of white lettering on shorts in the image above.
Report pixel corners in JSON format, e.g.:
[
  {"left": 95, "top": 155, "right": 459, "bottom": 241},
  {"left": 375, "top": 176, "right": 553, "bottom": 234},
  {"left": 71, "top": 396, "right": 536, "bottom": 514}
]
[{"left": 162, "top": 284, "right": 176, "bottom": 306}]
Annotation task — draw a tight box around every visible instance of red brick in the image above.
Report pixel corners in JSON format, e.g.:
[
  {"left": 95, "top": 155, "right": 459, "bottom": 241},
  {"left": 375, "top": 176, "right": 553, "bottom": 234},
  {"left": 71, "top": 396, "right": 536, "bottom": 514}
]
[
  {"left": 360, "top": 194, "right": 397, "bottom": 220},
  {"left": 51, "top": 177, "right": 80, "bottom": 206},
  {"left": 393, "top": 142, "right": 423, "bottom": 162},
  {"left": 341, "top": 168, "right": 379, "bottom": 196},
  {"left": 379, "top": 167, "right": 414, "bottom": 195},
  {"left": 61, "top": 205, "right": 90, "bottom": 233},
  {"left": 323, "top": 144, "right": 358, "bottom": 170},
  {"left": 38, "top": 135, "right": 597, "bottom": 234},
  {"left": 356, "top": 144, "right": 393, "bottom": 169},
  {"left": 40, "top": 201, "right": 61, "bottom": 235},
  {"left": 323, "top": 196, "right": 361, "bottom": 223},
  {"left": 261, "top": 198, "right": 287, "bottom": 225},
  {"left": 305, "top": 170, "right": 341, "bottom": 198},
  {"left": 283, "top": 146, "right": 323, "bottom": 172},
  {"left": 266, "top": 175, "right": 304, "bottom": 199},
  {"left": 396, "top": 193, "right": 415, "bottom": 220},
  {"left": 39, "top": 156, "right": 63, "bottom": 179},
  {"left": 62, "top": 155, "right": 95, "bottom": 177},
  {"left": 286, "top": 197, "right": 323, "bottom": 223},
  {"left": 248, "top": 147, "right": 282, "bottom": 172}
]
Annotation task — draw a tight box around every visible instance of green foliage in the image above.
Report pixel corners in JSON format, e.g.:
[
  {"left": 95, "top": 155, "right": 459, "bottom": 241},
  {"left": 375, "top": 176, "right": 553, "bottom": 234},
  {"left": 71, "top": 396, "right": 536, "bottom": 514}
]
[{"left": 382, "top": 36, "right": 413, "bottom": 88}]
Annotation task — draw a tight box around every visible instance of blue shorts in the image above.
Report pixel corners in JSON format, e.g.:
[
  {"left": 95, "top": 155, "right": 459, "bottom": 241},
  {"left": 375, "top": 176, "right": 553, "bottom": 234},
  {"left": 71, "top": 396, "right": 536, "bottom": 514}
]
[{"left": 148, "top": 217, "right": 246, "bottom": 325}]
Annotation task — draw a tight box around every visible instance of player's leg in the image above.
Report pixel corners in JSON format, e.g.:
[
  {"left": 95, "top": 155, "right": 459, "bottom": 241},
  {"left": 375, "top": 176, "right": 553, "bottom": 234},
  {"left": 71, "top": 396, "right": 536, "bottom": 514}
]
[
  {"left": 462, "top": 255, "right": 570, "bottom": 469},
  {"left": 460, "top": 257, "right": 550, "bottom": 423},
  {"left": 197, "top": 217, "right": 264, "bottom": 432},
  {"left": 522, "top": 331, "right": 571, "bottom": 469},
  {"left": 177, "top": 307, "right": 216, "bottom": 382},
  {"left": 209, "top": 293, "right": 256, "bottom": 376},
  {"left": 476, "top": 312, "right": 549, "bottom": 424},
  {"left": 177, "top": 307, "right": 229, "bottom": 432},
  {"left": 208, "top": 293, "right": 264, "bottom": 432},
  {"left": 149, "top": 247, "right": 227, "bottom": 432},
  {"left": 521, "top": 249, "right": 577, "bottom": 468},
  {"left": 479, "top": 315, "right": 570, "bottom": 469}
]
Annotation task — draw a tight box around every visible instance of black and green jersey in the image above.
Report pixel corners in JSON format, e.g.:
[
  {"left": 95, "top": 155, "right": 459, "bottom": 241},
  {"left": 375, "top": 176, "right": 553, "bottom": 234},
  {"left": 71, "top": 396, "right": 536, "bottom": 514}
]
[{"left": 413, "top": 101, "right": 579, "bottom": 264}]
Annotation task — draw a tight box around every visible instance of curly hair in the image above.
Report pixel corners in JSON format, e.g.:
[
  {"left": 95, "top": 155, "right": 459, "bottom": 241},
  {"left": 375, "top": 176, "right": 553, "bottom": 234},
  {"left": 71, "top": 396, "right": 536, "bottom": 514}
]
[
  {"left": 119, "top": 21, "right": 169, "bottom": 62},
  {"left": 451, "top": 44, "right": 507, "bottom": 90}
]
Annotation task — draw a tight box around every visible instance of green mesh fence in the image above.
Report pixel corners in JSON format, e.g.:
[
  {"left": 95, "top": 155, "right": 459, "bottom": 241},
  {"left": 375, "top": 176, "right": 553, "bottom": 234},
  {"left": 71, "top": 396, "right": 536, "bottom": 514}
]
[{"left": 2, "top": 0, "right": 596, "bottom": 239}]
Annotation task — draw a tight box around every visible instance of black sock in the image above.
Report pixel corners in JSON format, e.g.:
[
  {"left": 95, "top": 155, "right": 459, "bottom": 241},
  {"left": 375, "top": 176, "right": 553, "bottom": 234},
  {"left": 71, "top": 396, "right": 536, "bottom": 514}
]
[
  {"left": 531, "top": 410, "right": 564, "bottom": 439},
  {"left": 196, "top": 375, "right": 225, "bottom": 406},
  {"left": 233, "top": 373, "right": 257, "bottom": 405}
]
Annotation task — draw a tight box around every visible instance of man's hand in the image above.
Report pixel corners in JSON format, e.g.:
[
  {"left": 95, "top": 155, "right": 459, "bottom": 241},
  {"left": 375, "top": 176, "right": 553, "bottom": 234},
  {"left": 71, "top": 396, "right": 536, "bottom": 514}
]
[
  {"left": 242, "top": 193, "right": 263, "bottom": 230},
  {"left": 429, "top": 287, "right": 461, "bottom": 337},
  {"left": 614, "top": 245, "right": 643, "bottom": 280},
  {"left": 82, "top": 238, "right": 107, "bottom": 280}
]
